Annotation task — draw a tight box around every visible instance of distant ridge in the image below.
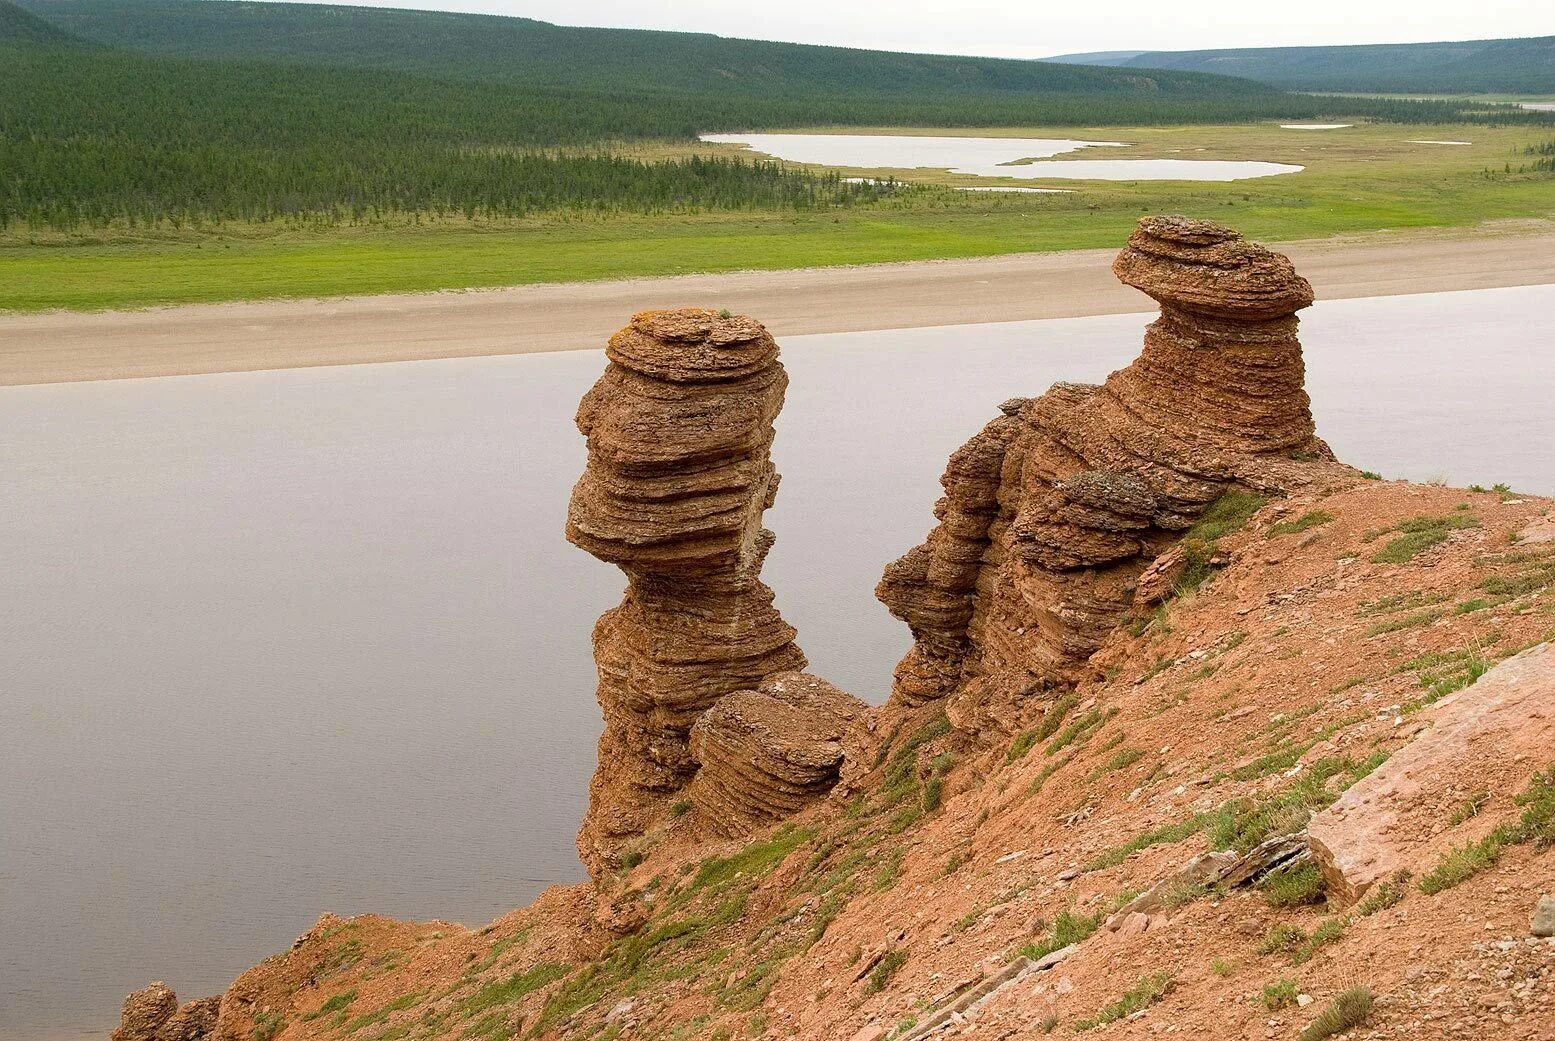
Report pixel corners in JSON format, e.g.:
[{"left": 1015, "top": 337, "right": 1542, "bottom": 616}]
[
  {"left": 1044, "top": 35, "right": 1555, "bottom": 94},
  {"left": 1042, "top": 50, "right": 1149, "bottom": 65},
  {"left": 12, "top": 0, "right": 1270, "bottom": 97},
  {"left": 0, "top": 0, "right": 87, "bottom": 45}
]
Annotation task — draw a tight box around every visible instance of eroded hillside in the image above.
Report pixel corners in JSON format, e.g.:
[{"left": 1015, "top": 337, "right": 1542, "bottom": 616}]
[{"left": 110, "top": 220, "right": 1555, "bottom": 1041}]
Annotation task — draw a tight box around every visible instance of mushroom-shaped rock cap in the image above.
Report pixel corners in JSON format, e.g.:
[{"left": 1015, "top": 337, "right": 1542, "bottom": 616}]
[
  {"left": 606, "top": 308, "right": 778, "bottom": 382},
  {"left": 1112, "top": 215, "right": 1314, "bottom": 320}
]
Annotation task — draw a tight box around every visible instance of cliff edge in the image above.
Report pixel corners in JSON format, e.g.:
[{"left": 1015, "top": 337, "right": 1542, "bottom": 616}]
[{"left": 109, "top": 220, "right": 1555, "bottom": 1041}]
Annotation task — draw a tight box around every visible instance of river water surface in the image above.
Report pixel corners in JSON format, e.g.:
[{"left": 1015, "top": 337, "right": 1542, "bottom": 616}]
[{"left": 3, "top": 286, "right": 1554, "bottom": 1039}]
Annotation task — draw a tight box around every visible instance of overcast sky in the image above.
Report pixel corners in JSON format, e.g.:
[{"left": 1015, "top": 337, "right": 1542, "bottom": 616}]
[{"left": 261, "top": 0, "right": 1552, "bottom": 58}]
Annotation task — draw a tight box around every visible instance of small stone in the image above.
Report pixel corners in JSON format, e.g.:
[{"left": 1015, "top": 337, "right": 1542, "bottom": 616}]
[
  {"left": 1118, "top": 911, "right": 1152, "bottom": 939},
  {"left": 1532, "top": 894, "right": 1555, "bottom": 938},
  {"left": 850, "top": 1025, "right": 887, "bottom": 1041},
  {"left": 1296, "top": 994, "right": 1314, "bottom": 1008}
]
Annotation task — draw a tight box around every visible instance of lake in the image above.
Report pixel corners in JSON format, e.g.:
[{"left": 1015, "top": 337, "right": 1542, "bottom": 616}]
[
  {"left": 4, "top": 285, "right": 1554, "bottom": 1039},
  {"left": 700, "top": 132, "right": 1303, "bottom": 181}
]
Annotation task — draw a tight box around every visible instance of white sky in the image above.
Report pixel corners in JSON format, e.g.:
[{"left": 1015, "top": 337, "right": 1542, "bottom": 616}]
[{"left": 258, "top": 0, "right": 1553, "bottom": 58}]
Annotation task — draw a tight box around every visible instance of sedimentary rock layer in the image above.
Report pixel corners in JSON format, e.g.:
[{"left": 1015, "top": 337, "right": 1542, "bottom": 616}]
[
  {"left": 687, "top": 672, "right": 868, "bottom": 836},
  {"left": 110, "top": 984, "right": 218, "bottom": 1041},
  {"left": 567, "top": 309, "right": 807, "bottom": 872},
  {"left": 878, "top": 215, "right": 1343, "bottom": 713},
  {"left": 1309, "top": 641, "right": 1555, "bottom": 906}
]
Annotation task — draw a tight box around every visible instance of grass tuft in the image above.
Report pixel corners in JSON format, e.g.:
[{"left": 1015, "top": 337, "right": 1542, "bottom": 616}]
[
  {"left": 1262, "top": 978, "right": 1299, "bottom": 1010},
  {"left": 1270, "top": 510, "right": 1334, "bottom": 536},
  {"left": 1260, "top": 862, "right": 1327, "bottom": 908},
  {"left": 1296, "top": 987, "right": 1373, "bottom": 1041},
  {"left": 866, "top": 949, "right": 907, "bottom": 994},
  {"left": 1074, "top": 972, "right": 1172, "bottom": 1031},
  {"left": 1419, "top": 763, "right": 1555, "bottom": 894}
]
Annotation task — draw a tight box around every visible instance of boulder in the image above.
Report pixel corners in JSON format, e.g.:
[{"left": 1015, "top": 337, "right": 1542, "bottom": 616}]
[
  {"left": 686, "top": 672, "right": 868, "bottom": 835},
  {"left": 1532, "top": 894, "right": 1555, "bottom": 938},
  {"left": 1309, "top": 642, "right": 1555, "bottom": 906},
  {"left": 111, "top": 983, "right": 177, "bottom": 1041},
  {"left": 152, "top": 998, "right": 219, "bottom": 1041}
]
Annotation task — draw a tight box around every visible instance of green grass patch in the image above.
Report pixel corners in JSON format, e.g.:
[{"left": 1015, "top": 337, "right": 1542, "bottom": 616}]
[
  {"left": 1355, "top": 880, "right": 1406, "bottom": 916},
  {"left": 1291, "top": 917, "right": 1347, "bottom": 965},
  {"left": 1270, "top": 510, "right": 1334, "bottom": 536},
  {"left": 302, "top": 990, "right": 356, "bottom": 1021},
  {"left": 1085, "top": 816, "right": 1206, "bottom": 871},
  {"left": 1262, "top": 979, "right": 1299, "bottom": 1010},
  {"left": 690, "top": 824, "right": 816, "bottom": 893},
  {"left": 1368, "top": 514, "right": 1479, "bottom": 563},
  {"left": 1258, "top": 923, "right": 1307, "bottom": 955},
  {"left": 1045, "top": 708, "right": 1112, "bottom": 756},
  {"left": 1260, "top": 862, "right": 1327, "bottom": 908},
  {"left": 1365, "top": 609, "right": 1444, "bottom": 636},
  {"left": 463, "top": 964, "right": 570, "bottom": 1016},
  {"left": 866, "top": 949, "right": 908, "bottom": 994},
  {"left": 1207, "top": 754, "right": 1384, "bottom": 854},
  {"left": 1420, "top": 763, "right": 1555, "bottom": 893},
  {"left": 1185, "top": 491, "right": 1268, "bottom": 543},
  {"left": 344, "top": 990, "right": 428, "bottom": 1033},
  {"left": 1088, "top": 747, "right": 1146, "bottom": 781},
  {"left": 1019, "top": 908, "right": 1107, "bottom": 962},
  {"left": 1074, "top": 972, "right": 1172, "bottom": 1031}
]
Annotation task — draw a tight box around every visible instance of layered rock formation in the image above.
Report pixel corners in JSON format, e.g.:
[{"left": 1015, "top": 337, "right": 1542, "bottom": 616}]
[
  {"left": 686, "top": 671, "right": 868, "bottom": 836},
  {"left": 878, "top": 216, "right": 1344, "bottom": 713},
  {"left": 110, "top": 984, "right": 217, "bottom": 1041},
  {"left": 567, "top": 309, "right": 832, "bottom": 871}
]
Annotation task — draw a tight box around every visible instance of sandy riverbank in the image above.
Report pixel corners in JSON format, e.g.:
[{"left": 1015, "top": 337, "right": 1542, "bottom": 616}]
[{"left": 4, "top": 223, "right": 1555, "bottom": 386}]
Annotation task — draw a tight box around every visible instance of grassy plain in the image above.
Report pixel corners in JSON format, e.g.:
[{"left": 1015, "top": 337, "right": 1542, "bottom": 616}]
[{"left": 4, "top": 122, "right": 1553, "bottom": 312}]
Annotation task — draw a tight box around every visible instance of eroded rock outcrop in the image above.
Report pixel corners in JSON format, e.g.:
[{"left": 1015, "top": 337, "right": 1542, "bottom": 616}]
[
  {"left": 110, "top": 984, "right": 217, "bottom": 1041},
  {"left": 878, "top": 215, "right": 1345, "bottom": 713},
  {"left": 567, "top": 309, "right": 825, "bottom": 871},
  {"left": 1309, "top": 641, "right": 1555, "bottom": 906},
  {"left": 687, "top": 671, "right": 868, "bottom": 836}
]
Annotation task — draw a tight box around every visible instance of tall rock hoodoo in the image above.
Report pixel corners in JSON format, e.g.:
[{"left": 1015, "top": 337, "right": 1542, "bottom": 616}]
[
  {"left": 567, "top": 309, "right": 846, "bottom": 872},
  {"left": 878, "top": 216, "right": 1344, "bottom": 715}
]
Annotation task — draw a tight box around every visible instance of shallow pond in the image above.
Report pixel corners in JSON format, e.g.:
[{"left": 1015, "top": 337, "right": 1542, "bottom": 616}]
[
  {"left": 3, "top": 286, "right": 1554, "bottom": 1039},
  {"left": 701, "top": 132, "right": 1303, "bottom": 181}
]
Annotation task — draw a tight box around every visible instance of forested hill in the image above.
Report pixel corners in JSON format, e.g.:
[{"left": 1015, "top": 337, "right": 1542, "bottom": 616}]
[
  {"left": 1047, "top": 36, "right": 1555, "bottom": 94},
  {"left": 13, "top": 0, "right": 1269, "bottom": 97},
  {"left": 0, "top": 0, "right": 87, "bottom": 44}
]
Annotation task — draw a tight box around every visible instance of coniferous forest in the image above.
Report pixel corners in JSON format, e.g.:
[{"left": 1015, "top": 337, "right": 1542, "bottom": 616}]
[{"left": 3, "top": 0, "right": 1553, "bottom": 230}]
